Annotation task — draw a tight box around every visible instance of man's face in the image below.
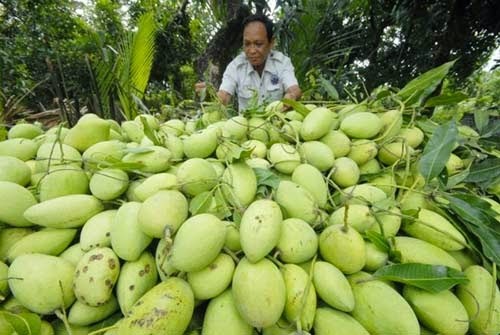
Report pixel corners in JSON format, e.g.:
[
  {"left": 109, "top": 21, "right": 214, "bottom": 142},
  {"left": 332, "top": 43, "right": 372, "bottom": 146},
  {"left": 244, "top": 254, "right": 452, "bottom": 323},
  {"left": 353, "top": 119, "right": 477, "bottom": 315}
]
[{"left": 243, "top": 21, "right": 274, "bottom": 69}]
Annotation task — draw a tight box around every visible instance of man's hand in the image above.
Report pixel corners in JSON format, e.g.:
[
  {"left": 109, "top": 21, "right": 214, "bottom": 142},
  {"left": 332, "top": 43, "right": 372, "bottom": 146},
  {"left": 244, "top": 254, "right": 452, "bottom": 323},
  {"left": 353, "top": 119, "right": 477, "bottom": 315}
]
[
  {"left": 282, "top": 84, "right": 302, "bottom": 111},
  {"left": 194, "top": 82, "right": 206, "bottom": 93}
]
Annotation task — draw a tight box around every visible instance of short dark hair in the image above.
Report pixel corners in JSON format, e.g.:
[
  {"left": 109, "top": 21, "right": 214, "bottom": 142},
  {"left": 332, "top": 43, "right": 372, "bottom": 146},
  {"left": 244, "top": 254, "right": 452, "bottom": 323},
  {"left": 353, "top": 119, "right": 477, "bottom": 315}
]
[{"left": 243, "top": 14, "right": 274, "bottom": 42}]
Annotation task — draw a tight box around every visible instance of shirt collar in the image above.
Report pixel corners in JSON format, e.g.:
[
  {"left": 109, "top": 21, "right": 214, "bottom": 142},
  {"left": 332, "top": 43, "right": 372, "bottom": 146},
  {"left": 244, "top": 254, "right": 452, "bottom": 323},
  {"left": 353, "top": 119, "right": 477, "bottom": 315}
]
[{"left": 245, "top": 51, "right": 278, "bottom": 76}]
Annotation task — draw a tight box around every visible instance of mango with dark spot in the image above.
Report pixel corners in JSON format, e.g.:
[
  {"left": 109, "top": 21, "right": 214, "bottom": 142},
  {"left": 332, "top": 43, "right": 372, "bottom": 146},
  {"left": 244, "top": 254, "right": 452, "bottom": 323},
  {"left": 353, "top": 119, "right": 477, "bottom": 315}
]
[
  {"left": 73, "top": 247, "right": 120, "bottom": 307},
  {"left": 239, "top": 199, "right": 282, "bottom": 263},
  {"left": 187, "top": 253, "right": 235, "bottom": 300},
  {"left": 281, "top": 263, "right": 316, "bottom": 331},
  {"left": 116, "top": 251, "right": 158, "bottom": 315},
  {"left": 116, "top": 277, "right": 194, "bottom": 335},
  {"left": 68, "top": 295, "right": 120, "bottom": 326}
]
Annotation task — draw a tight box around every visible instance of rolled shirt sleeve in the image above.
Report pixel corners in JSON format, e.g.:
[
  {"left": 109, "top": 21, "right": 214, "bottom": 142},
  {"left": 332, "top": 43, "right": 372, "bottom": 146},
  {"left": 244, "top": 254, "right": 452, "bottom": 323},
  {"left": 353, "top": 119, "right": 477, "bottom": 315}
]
[
  {"left": 219, "top": 61, "right": 238, "bottom": 95},
  {"left": 280, "top": 56, "right": 299, "bottom": 90}
]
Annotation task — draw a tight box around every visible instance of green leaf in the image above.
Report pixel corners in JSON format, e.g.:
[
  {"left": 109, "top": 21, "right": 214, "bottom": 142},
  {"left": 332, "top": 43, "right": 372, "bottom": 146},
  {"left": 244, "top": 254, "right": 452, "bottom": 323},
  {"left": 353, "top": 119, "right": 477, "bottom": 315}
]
[
  {"left": 424, "top": 92, "right": 468, "bottom": 107},
  {"left": 253, "top": 168, "right": 281, "bottom": 190},
  {"left": 123, "top": 146, "right": 154, "bottom": 154},
  {"left": 474, "top": 109, "right": 490, "bottom": 134},
  {"left": 465, "top": 158, "right": 500, "bottom": 183},
  {"left": 418, "top": 121, "right": 458, "bottom": 183},
  {"left": 481, "top": 121, "right": 500, "bottom": 138},
  {"left": 139, "top": 116, "right": 161, "bottom": 146},
  {"left": 318, "top": 76, "right": 339, "bottom": 100},
  {"left": 397, "top": 60, "right": 456, "bottom": 106},
  {"left": 0, "top": 311, "right": 41, "bottom": 335},
  {"left": 219, "top": 141, "right": 252, "bottom": 163},
  {"left": 446, "top": 169, "right": 470, "bottom": 189},
  {"left": 130, "top": 12, "right": 157, "bottom": 98},
  {"left": 443, "top": 194, "right": 500, "bottom": 266},
  {"left": 372, "top": 263, "right": 469, "bottom": 293},
  {"left": 281, "top": 99, "right": 311, "bottom": 117},
  {"left": 416, "top": 119, "right": 438, "bottom": 136},
  {"left": 364, "top": 230, "right": 390, "bottom": 253},
  {"left": 189, "top": 191, "right": 213, "bottom": 216},
  {"left": 213, "top": 188, "right": 232, "bottom": 219}
]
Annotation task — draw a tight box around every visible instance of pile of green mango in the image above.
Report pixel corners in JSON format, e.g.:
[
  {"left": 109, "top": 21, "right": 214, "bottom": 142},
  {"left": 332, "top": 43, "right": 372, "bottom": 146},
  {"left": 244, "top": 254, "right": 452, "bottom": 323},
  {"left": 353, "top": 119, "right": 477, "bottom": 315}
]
[{"left": 0, "top": 97, "right": 499, "bottom": 335}]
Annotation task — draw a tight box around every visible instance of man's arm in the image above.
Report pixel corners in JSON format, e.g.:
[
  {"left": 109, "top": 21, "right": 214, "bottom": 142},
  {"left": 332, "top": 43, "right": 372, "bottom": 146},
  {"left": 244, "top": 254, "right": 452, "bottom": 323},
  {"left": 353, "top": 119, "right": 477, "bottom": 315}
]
[
  {"left": 283, "top": 84, "right": 302, "bottom": 101},
  {"left": 217, "top": 90, "right": 232, "bottom": 105}
]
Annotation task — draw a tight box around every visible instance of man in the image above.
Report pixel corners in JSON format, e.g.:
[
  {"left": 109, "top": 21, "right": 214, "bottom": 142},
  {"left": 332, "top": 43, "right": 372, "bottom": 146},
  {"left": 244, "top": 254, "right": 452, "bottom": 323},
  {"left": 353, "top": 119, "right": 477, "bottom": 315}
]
[{"left": 196, "top": 14, "right": 302, "bottom": 112}]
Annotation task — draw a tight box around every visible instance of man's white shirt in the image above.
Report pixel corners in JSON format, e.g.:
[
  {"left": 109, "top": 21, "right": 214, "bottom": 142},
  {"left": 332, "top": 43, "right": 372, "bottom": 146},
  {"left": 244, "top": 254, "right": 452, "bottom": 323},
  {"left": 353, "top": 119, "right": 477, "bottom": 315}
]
[{"left": 219, "top": 50, "right": 299, "bottom": 112}]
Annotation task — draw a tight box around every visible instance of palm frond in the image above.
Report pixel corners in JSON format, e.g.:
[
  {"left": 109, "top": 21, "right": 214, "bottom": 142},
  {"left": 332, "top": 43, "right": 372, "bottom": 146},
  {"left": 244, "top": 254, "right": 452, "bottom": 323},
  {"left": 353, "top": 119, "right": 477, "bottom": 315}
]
[
  {"left": 92, "top": 11, "right": 157, "bottom": 120},
  {"left": 131, "top": 12, "right": 157, "bottom": 98}
]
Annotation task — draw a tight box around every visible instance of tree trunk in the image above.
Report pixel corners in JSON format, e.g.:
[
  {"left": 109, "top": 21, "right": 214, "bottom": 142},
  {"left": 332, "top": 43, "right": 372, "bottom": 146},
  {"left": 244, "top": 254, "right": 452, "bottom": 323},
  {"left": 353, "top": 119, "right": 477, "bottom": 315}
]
[{"left": 195, "top": 3, "right": 251, "bottom": 89}]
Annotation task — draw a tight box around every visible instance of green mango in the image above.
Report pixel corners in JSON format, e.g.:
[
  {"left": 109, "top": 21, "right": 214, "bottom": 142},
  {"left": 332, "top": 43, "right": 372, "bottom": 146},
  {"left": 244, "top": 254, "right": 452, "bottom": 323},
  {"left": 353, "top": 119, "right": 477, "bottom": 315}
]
[
  {"left": 68, "top": 295, "right": 120, "bottom": 326},
  {"left": 187, "top": 253, "right": 235, "bottom": 300},
  {"left": 116, "top": 278, "right": 194, "bottom": 335},
  {"left": 232, "top": 257, "right": 286, "bottom": 328},
  {"left": 281, "top": 264, "right": 316, "bottom": 330},
  {"left": 116, "top": 251, "right": 158, "bottom": 315},
  {"left": 202, "top": 289, "right": 253, "bottom": 335},
  {"left": 170, "top": 213, "right": 226, "bottom": 272},
  {"left": 240, "top": 199, "right": 282, "bottom": 263},
  {"left": 73, "top": 247, "right": 120, "bottom": 307},
  {"left": 403, "top": 286, "right": 469, "bottom": 335},
  {"left": 0, "top": 181, "right": 37, "bottom": 227},
  {"left": 313, "top": 261, "right": 354, "bottom": 312},
  {"left": 313, "top": 307, "right": 369, "bottom": 335},
  {"left": 348, "top": 272, "right": 419, "bottom": 335},
  {"left": 276, "top": 218, "right": 318, "bottom": 264},
  {"left": 8, "top": 254, "right": 75, "bottom": 314}
]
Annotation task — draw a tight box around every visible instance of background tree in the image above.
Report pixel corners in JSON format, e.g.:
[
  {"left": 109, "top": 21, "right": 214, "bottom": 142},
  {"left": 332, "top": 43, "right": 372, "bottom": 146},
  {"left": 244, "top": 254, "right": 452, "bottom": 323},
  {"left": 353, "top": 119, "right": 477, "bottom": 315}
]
[
  {"left": 274, "top": 0, "right": 500, "bottom": 99},
  {"left": 0, "top": 0, "right": 93, "bottom": 114},
  {"left": 1, "top": 0, "right": 499, "bottom": 123}
]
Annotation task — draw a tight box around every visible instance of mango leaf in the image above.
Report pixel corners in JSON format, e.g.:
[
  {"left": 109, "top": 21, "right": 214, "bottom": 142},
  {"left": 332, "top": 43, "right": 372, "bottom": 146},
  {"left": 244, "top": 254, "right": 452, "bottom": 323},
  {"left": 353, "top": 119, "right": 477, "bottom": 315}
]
[
  {"left": 478, "top": 136, "right": 500, "bottom": 152},
  {"left": 253, "top": 168, "right": 281, "bottom": 190},
  {"left": 139, "top": 116, "right": 162, "bottom": 146},
  {"left": 219, "top": 141, "right": 252, "bottom": 163},
  {"left": 481, "top": 121, "right": 500, "bottom": 138},
  {"left": 0, "top": 311, "right": 41, "bottom": 335},
  {"left": 364, "top": 230, "right": 390, "bottom": 253},
  {"left": 465, "top": 158, "right": 500, "bottom": 183},
  {"left": 443, "top": 193, "right": 500, "bottom": 266},
  {"left": 474, "top": 109, "right": 490, "bottom": 134},
  {"left": 123, "top": 146, "right": 154, "bottom": 154},
  {"left": 232, "top": 209, "right": 243, "bottom": 226},
  {"left": 446, "top": 168, "right": 470, "bottom": 189},
  {"left": 281, "top": 98, "right": 311, "bottom": 117},
  {"left": 373, "top": 263, "right": 468, "bottom": 293},
  {"left": 424, "top": 92, "right": 468, "bottom": 107},
  {"left": 418, "top": 121, "right": 458, "bottom": 183},
  {"left": 416, "top": 119, "right": 438, "bottom": 136},
  {"left": 213, "top": 188, "right": 232, "bottom": 219},
  {"left": 189, "top": 191, "right": 213, "bottom": 216},
  {"left": 373, "top": 87, "right": 392, "bottom": 101},
  {"left": 319, "top": 76, "right": 339, "bottom": 100},
  {"left": 397, "top": 60, "right": 456, "bottom": 106}
]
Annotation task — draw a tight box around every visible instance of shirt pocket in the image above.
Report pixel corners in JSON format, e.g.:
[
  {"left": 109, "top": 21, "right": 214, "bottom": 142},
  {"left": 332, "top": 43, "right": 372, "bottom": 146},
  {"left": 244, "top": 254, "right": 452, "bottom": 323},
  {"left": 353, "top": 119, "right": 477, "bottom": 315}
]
[
  {"left": 238, "top": 81, "right": 258, "bottom": 101},
  {"left": 265, "top": 84, "right": 284, "bottom": 103}
]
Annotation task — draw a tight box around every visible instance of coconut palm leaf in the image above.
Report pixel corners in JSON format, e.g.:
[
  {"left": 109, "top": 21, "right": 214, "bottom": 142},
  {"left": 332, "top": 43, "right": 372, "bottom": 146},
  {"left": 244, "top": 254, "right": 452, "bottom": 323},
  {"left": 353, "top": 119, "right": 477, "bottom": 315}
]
[
  {"left": 91, "top": 11, "right": 157, "bottom": 121},
  {"left": 130, "top": 12, "right": 157, "bottom": 99},
  {"left": 275, "top": 0, "right": 362, "bottom": 88}
]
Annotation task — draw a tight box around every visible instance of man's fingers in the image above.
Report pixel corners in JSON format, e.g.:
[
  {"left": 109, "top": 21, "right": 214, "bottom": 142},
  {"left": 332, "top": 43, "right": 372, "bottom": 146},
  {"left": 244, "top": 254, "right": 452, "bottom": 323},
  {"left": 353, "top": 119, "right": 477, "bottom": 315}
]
[{"left": 194, "top": 82, "right": 206, "bottom": 93}]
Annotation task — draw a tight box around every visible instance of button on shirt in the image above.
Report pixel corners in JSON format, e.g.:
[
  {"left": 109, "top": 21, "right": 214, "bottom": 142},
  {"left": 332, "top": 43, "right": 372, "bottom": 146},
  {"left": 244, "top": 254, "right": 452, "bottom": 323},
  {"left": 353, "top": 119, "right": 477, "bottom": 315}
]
[{"left": 219, "top": 50, "right": 299, "bottom": 112}]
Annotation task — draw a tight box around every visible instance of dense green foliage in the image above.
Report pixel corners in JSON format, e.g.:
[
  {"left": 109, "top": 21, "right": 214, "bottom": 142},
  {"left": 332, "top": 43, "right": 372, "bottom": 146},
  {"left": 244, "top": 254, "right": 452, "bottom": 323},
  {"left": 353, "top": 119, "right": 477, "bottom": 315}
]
[{"left": 0, "top": 0, "right": 498, "bottom": 123}]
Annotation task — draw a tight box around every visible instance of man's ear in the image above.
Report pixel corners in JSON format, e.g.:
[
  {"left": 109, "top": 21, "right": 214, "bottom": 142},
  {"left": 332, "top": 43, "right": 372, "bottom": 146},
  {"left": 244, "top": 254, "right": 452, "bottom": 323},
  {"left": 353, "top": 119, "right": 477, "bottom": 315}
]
[{"left": 270, "top": 38, "right": 276, "bottom": 48}]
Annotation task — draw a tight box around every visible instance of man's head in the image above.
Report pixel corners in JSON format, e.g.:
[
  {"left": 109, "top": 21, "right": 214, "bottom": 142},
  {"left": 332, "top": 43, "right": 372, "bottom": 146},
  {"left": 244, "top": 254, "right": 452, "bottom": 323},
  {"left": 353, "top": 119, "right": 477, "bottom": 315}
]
[{"left": 242, "top": 14, "right": 275, "bottom": 71}]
